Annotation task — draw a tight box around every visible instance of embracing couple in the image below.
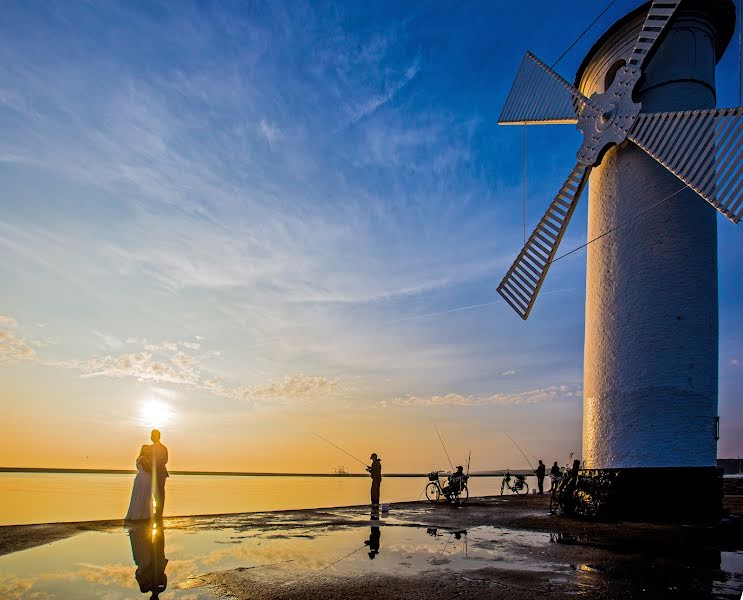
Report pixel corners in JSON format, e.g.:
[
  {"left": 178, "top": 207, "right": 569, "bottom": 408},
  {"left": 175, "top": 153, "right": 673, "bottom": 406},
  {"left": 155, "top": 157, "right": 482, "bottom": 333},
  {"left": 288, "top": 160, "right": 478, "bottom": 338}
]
[{"left": 125, "top": 430, "right": 169, "bottom": 521}]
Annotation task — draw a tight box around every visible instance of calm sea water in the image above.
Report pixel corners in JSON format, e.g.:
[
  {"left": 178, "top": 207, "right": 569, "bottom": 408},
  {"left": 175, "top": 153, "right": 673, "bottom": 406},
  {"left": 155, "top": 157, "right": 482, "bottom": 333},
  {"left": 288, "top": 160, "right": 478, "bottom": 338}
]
[{"left": 0, "top": 473, "right": 539, "bottom": 525}]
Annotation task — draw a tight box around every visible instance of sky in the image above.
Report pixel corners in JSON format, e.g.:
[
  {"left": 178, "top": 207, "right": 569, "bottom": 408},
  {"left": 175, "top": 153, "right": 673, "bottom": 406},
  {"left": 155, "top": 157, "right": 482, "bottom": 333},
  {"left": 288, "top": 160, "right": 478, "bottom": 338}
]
[{"left": 0, "top": 0, "right": 741, "bottom": 473}]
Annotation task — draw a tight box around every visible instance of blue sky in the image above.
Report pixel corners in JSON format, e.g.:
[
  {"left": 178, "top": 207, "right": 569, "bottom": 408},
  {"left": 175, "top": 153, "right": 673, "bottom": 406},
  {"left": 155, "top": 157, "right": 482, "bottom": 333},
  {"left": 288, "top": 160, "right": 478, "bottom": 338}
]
[{"left": 0, "top": 0, "right": 741, "bottom": 471}]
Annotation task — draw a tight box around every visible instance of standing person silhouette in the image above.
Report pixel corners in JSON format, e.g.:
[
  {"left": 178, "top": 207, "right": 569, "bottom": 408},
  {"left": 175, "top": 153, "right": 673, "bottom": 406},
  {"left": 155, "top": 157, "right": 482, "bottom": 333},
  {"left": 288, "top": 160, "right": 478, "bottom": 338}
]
[
  {"left": 550, "top": 461, "right": 561, "bottom": 490},
  {"left": 366, "top": 453, "right": 382, "bottom": 508},
  {"left": 536, "top": 460, "right": 546, "bottom": 494},
  {"left": 150, "top": 430, "right": 169, "bottom": 520},
  {"left": 125, "top": 444, "right": 154, "bottom": 521}
]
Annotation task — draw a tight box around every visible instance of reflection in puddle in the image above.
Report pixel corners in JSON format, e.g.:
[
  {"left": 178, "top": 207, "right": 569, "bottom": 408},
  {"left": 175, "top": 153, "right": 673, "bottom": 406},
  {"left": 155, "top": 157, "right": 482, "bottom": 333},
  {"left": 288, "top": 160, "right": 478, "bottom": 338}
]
[
  {"left": 366, "top": 523, "right": 381, "bottom": 559},
  {"left": 129, "top": 523, "right": 168, "bottom": 598},
  {"left": 0, "top": 517, "right": 741, "bottom": 599}
]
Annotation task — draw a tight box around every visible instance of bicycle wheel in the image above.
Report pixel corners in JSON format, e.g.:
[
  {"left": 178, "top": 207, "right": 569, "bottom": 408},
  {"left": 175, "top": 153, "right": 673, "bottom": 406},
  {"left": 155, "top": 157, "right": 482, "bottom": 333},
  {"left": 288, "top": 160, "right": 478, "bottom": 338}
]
[
  {"left": 549, "top": 480, "right": 564, "bottom": 514},
  {"left": 425, "top": 482, "right": 440, "bottom": 503},
  {"left": 515, "top": 481, "right": 529, "bottom": 495},
  {"left": 500, "top": 479, "right": 506, "bottom": 495},
  {"left": 549, "top": 487, "right": 559, "bottom": 513},
  {"left": 455, "top": 485, "right": 469, "bottom": 505}
]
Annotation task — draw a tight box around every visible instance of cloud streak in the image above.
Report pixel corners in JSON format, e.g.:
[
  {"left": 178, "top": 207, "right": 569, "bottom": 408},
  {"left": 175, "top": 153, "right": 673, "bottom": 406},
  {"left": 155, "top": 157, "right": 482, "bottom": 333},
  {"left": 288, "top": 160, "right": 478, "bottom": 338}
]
[
  {"left": 0, "top": 316, "right": 339, "bottom": 408},
  {"left": 384, "top": 384, "right": 582, "bottom": 408}
]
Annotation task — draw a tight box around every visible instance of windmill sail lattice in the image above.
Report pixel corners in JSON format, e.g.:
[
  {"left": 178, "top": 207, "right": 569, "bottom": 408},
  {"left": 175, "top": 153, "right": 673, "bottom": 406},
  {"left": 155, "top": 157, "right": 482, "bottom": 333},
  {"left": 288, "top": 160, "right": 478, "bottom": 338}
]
[
  {"left": 627, "top": 0, "right": 682, "bottom": 68},
  {"left": 498, "top": 52, "right": 594, "bottom": 125},
  {"left": 497, "top": 162, "right": 591, "bottom": 319},
  {"left": 628, "top": 108, "right": 743, "bottom": 223},
  {"left": 496, "top": 0, "right": 743, "bottom": 320}
]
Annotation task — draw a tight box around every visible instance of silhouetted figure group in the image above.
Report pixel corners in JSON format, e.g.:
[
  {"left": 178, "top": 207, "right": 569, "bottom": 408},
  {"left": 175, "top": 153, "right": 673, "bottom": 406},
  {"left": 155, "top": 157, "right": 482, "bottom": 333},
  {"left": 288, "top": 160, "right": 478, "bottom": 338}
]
[
  {"left": 536, "top": 458, "right": 574, "bottom": 493},
  {"left": 120, "top": 431, "right": 583, "bottom": 599}
]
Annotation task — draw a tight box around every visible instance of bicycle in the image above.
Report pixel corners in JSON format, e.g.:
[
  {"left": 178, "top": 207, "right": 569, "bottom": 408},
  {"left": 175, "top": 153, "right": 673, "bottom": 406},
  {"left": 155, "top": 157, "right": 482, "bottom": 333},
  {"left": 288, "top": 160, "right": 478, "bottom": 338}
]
[
  {"left": 550, "top": 458, "right": 581, "bottom": 515},
  {"left": 500, "top": 471, "right": 529, "bottom": 495},
  {"left": 549, "top": 474, "right": 581, "bottom": 515},
  {"left": 425, "top": 471, "right": 469, "bottom": 505}
]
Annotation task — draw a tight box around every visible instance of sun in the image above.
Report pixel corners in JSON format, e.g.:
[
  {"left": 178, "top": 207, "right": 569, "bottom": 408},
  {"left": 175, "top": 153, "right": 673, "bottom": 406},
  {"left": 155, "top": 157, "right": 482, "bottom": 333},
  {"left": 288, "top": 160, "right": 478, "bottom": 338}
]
[{"left": 140, "top": 398, "right": 175, "bottom": 429}]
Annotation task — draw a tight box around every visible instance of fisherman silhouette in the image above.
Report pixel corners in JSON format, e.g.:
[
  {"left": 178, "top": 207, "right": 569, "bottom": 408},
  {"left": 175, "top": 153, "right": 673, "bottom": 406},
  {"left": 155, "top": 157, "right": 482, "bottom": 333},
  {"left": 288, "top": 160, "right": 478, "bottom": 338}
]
[
  {"left": 443, "top": 465, "right": 465, "bottom": 501},
  {"left": 367, "top": 453, "right": 382, "bottom": 508},
  {"left": 536, "top": 459, "right": 546, "bottom": 494},
  {"left": 128, "top": 522, "right": 168, "bottom": 598},
  {"left": 365, "top": 524, "right": 381, "bottom": 559},
  {"left": 550, "top": 461, "right": 561, "bottom": 490}
]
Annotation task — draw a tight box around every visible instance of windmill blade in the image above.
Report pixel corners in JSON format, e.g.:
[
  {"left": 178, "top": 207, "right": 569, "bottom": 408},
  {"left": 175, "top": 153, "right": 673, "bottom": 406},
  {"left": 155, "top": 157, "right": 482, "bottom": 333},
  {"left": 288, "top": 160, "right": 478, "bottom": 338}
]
[
  {"left": 498, "top": 51, "right": 594, "bottom": 125},
  {"left": 627, "top": 1, "right": 682, "bottom": 70},
  {"left": 628, "top": 108, "right": 743, "bottom": 223},
  {"left": 497, "top": 162, "right": 592, "bottom": 319}
]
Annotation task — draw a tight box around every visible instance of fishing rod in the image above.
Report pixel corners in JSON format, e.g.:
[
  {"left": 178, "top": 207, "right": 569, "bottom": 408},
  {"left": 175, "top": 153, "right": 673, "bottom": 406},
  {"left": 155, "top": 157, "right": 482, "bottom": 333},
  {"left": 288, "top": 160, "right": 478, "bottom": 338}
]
[
  {"left": 564, "top": 451, "right": 574, "bottom": 472},
  {"left": 505, "top": 433, "right": 535, "bottom": 471},
  {"left": 318, "top": 543, "right": 368, "bottom": 572},
  {"left": 434, "top": 424, "right": 454, "bottom": 471},
  {"left": 312, "top": 432, "right": 369, "bottom": 469},
  {"left": 466, "top": 449, "right": 471, "bottom": 477}
]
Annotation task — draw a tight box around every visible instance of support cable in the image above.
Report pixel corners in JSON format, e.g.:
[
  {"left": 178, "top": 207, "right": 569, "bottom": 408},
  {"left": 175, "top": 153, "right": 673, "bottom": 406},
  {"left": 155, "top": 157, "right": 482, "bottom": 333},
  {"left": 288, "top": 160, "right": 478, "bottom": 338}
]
[
  {"left": 388, "top": 186, "right": 690, "bottom": 324},
  {"left": 550, "top": 184, "right": 689, "bottom": 265},
  {"left": 551, "top": 0, "right": 617, "bottom": 68}
]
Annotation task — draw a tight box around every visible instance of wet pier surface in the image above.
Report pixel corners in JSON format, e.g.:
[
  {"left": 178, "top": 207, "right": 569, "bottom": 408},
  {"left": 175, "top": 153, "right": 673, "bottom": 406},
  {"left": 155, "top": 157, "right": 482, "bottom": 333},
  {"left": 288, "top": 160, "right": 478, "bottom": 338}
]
[{"left": 0, "top": 494, "right": 741, "bottom": 599}]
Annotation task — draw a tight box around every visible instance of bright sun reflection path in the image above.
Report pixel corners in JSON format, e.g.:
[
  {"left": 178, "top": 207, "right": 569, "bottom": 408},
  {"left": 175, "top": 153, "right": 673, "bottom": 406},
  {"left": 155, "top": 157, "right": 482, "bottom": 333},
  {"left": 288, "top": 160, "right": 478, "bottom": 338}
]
[{"left": 140, "top": 398, "right": 175, "bottom": 429}]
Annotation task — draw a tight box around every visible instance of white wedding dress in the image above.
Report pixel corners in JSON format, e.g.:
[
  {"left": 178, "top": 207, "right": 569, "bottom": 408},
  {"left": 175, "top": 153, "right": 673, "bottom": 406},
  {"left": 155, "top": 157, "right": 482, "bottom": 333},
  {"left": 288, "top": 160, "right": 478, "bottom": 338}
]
[{"left": 125, "top": 455, "right": 153, "bottom": 521}]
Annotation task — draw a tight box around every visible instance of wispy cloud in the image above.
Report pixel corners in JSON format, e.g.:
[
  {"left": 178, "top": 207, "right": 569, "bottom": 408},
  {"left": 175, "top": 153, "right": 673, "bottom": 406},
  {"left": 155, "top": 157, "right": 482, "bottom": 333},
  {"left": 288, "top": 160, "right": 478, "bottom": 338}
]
[
  {"left": 346, "top": 57, "right": 420, "bottom": 124},
  {"left": 0, "top": 328, "right": 37, "bottom": 362},
  {"left": 206, "top": 374, "right": 339, "bottom": 405},
  {"left": 0, "top": 315, "right": 340, "bottom": 408},
  {"left": 258, "top": 118, "right": 282, "bottom": 146},
  {"left": 383, "top": 384, "right": 582, "bottom": 408}
]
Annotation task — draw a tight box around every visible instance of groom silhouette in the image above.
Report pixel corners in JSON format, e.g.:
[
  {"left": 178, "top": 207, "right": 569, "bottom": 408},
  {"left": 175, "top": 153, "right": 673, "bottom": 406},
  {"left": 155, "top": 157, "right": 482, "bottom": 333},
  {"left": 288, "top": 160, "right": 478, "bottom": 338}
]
[{"left": 150, "top": 430, "right": 169, "bottom": 519}]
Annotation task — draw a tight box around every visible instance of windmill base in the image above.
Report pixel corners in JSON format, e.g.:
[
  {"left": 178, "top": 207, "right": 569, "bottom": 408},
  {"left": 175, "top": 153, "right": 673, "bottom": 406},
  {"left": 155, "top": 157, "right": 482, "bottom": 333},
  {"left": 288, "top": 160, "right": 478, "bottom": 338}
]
[{"left": 568, "top": 467, "right": 722, "bottom": 522}]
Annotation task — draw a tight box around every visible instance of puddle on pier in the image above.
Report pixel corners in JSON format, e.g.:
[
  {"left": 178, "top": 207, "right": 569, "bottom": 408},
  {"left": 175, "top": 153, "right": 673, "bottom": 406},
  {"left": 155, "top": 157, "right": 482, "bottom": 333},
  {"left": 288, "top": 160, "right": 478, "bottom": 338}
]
[{"left": 0, "top": 514, "right": 741, "bottom": 599}]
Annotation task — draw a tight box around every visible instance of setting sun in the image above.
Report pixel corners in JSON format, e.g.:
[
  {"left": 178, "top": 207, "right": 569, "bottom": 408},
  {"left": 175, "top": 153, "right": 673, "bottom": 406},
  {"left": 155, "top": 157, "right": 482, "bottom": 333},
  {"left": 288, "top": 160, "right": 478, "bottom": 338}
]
[{"left": 140, "top": 399, "right": 175, "bottom": 430}]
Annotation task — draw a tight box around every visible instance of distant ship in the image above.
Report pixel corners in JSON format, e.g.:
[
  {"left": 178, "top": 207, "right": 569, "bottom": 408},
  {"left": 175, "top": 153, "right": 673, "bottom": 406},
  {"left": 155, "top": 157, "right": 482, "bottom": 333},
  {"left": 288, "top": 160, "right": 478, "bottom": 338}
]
[{"left": 332, "top": 466, "right": 348, "bottom": 476}]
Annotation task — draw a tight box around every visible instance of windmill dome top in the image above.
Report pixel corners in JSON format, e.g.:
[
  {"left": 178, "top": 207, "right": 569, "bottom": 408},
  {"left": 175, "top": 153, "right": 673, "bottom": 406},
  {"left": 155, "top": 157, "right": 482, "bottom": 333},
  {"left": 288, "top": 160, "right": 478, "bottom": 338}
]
[{"left": 574, "top": 0, "right": 735, "bottom": 95}]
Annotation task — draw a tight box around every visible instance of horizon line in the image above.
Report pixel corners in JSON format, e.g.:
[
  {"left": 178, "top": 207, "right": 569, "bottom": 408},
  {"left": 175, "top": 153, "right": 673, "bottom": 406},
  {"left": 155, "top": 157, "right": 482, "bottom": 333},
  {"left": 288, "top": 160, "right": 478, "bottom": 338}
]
[{"left": 0, "top": 466, "right": 534, "bottom": 477}]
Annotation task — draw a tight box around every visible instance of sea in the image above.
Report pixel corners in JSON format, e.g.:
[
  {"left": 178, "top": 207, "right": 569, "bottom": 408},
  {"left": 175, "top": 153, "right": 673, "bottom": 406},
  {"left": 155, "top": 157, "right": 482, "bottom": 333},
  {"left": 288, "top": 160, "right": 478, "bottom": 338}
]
[{"left": 0, "top": 472, "right": 539, "bottom": 525}]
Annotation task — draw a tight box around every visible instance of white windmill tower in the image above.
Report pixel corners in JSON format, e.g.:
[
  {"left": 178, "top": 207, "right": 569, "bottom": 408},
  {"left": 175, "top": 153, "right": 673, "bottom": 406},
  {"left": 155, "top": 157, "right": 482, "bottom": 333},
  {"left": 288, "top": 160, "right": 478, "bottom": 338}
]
[{"left": 497, "top": 0, "right": 738, "bottom": 519}]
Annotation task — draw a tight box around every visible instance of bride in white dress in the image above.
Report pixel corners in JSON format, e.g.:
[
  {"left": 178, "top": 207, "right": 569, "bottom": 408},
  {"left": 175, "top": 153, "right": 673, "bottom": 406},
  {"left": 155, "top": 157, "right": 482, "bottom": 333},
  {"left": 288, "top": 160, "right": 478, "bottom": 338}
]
[{"left": 125, "top": 445, "right": 154, "bottom": 521}]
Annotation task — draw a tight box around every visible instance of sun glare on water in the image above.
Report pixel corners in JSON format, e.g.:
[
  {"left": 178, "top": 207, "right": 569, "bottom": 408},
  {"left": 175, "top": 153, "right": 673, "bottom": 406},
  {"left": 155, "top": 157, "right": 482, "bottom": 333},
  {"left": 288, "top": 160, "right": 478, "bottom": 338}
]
[{"left": 140, "top": 398, "right": 175, "bottom": 429}]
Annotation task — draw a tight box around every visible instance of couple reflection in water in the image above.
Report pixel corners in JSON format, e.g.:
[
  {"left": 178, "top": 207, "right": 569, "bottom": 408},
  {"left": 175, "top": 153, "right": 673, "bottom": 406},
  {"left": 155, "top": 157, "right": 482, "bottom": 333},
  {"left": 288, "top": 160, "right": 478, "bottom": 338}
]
[{"left": 128, "top": 522, "right": 168, "bottom": 599}]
